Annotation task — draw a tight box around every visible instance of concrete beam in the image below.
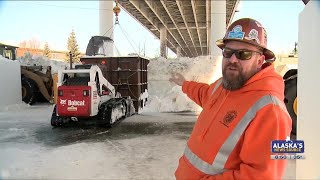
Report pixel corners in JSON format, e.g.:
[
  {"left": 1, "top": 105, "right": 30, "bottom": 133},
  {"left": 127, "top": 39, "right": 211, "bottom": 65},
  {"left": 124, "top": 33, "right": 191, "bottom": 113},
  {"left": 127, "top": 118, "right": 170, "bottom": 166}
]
[
  {"left": 160, "top": 0, "right": 194, "bottom": 57},
  {"left": 128, "top": 0, "right": 176, "bottom": 55},
  {"left": 191, "top": 0, "right": 203, "bottom": 55},
  {"left": 228, "top": 0, "right": 240, "bottom": 26},
  {"left": 181, "top": 45, "right": 208, "bottom": 48},
  {"left": 144, "top": 0, "right": 188, "bottom": 56},
  {"left": 176, "top": 0, "right": 199, "bottom": 56},
  {"left": 150, "top": 25, "right": 206, "bottom": 31},
  {"left": 129, "top": 0, "right": 159, "bottom": 31}
]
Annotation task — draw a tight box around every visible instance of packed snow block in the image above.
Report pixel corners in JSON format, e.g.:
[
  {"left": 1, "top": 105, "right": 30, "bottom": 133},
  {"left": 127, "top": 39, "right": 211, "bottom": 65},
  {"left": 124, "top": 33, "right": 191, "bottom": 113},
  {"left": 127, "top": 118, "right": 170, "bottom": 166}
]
[
  {"left": 0, "top": 59, "right": 22, "bottom": 109},
  {"left": 144, "top": 56, "right": 223, "bottom": 112}
]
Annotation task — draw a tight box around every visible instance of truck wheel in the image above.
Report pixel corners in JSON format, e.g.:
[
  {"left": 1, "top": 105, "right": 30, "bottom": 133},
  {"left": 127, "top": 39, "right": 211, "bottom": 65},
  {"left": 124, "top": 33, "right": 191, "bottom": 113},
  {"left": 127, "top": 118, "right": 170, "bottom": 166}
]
[
  {"left": 284, "top": 78, "right": 297, "bottom": 135},
  {"left": 21, "top": 77, "right": 37, "bottom": 105}
]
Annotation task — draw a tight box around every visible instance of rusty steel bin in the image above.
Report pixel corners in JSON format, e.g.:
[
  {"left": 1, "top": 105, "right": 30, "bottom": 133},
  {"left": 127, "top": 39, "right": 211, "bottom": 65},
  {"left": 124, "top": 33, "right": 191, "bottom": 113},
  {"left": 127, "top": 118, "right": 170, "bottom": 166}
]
[{"left": 80, "top": 56, "right": 149, "bottom": 113}]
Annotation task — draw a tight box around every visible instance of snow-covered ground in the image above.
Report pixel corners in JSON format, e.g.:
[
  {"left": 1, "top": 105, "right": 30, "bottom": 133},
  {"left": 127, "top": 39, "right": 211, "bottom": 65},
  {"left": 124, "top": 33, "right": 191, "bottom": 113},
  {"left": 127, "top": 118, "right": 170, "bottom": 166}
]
[
  {"left": 0, "top": 104, "right": 196, "bottom": 179},
  {"left": 0, "top": 104, "right": 295, "bottom": 179}
]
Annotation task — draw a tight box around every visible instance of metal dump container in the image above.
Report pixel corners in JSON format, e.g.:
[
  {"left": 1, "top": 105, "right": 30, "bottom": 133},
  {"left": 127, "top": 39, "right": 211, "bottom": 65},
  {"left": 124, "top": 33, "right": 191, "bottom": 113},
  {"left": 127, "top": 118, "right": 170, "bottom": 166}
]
[{"left": 80, "top": 56, "right": 149, "bottom": 113}]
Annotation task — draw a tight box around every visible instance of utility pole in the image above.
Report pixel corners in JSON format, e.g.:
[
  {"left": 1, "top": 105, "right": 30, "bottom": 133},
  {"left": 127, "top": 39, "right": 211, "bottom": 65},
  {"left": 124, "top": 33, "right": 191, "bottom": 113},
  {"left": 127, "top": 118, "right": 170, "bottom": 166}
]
[{"left": 69, "top": 51, "right": 73, "bottom": 69}]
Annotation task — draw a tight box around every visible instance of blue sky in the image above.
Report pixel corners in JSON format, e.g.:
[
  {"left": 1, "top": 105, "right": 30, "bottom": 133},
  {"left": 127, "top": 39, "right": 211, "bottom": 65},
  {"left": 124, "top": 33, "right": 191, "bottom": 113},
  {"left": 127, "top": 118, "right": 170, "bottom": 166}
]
[
  {"left": 233, "top": 1, "right": 305, "bottom": 54},
  {"left": 0, "top": 1, "right": 305, "bottom": 58}
]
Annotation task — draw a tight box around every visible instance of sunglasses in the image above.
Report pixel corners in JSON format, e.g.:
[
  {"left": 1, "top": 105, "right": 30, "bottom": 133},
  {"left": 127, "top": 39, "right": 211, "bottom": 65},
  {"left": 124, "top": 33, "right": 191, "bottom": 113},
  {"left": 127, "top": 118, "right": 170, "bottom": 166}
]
[{"left": 222, "top": 47, "right": 262, "bottom": 60}]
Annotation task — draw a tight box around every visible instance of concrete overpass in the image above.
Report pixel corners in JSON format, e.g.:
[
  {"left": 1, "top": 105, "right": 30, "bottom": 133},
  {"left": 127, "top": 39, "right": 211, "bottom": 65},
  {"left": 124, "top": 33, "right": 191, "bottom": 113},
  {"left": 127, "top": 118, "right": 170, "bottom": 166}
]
[{"left": 100, "top": 0, "right": 239, "bottom": 58}]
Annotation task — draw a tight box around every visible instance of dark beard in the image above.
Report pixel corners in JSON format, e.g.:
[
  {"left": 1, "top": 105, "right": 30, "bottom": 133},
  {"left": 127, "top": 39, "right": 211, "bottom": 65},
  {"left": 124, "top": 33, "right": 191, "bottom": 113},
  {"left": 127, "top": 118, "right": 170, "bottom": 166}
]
[{"left": 222, "top": 63, "right": 254, "bottom": 91}]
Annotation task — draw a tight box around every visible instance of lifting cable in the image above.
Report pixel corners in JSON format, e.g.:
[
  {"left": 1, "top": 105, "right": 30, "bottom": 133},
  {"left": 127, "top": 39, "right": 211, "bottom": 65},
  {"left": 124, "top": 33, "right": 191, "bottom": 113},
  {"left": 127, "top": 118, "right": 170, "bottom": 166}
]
[
  {"left": 100, "top": 0, "right": 143, "bottom": 100},
  {"left": 101, "top": 0, "right": 140, "bottom": 56},
  {"left": 102, "top": 25, "right": 114, "bottom": 37},
  {"left": 118, "top": 24, "right": 139, "bottom": 55},
  {"left": 113, "top": 0, "right": 140, "bottom": 56},
  {"left": 101, "top": 23, "right": 122, "bottom": 56},
  {"left": 114, "top": 43, "right": 122, "bottom": 56}
]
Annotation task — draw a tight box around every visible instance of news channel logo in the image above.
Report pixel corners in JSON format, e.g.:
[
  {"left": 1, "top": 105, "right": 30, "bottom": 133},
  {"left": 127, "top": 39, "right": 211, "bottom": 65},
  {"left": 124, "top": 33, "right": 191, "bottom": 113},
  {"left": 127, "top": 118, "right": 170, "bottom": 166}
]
[{"left": 270, "top": 136, "right": 305, "bottom": 160}]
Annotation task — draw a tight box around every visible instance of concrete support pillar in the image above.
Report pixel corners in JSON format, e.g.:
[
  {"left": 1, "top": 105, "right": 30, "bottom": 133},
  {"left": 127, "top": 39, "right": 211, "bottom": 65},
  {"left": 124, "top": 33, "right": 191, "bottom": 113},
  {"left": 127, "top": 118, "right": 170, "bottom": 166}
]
[
  {"left": 296, "top": 1, "right": 320, "bottom": 179},
  {"left": 210, "top": 0, "right": 226, "bottom": 57},
  {"left": 99, "top": 0, "right": 114, "bottom": 56},
  {"left": 176, "top": 46, "right": 182, "bottom": 58},
  {"left": 160, "top": 26, "right": 168, "bottom": 59}
]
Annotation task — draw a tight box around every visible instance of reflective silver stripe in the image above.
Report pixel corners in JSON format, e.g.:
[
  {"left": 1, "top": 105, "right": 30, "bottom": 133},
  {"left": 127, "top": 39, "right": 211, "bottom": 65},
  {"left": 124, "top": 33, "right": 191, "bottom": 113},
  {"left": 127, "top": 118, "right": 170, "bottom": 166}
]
[
  {"left": 211, "top": 79, "right": 222, "bottom": 95},
  {"left": 184, "top": 145, "right": 225, "bottom": 175},
  {"left": 184, "top": 95, "right": 288, "bottom": 175},
  {"left": 184, "top": 146, "right": 227, "bottom": 175}
]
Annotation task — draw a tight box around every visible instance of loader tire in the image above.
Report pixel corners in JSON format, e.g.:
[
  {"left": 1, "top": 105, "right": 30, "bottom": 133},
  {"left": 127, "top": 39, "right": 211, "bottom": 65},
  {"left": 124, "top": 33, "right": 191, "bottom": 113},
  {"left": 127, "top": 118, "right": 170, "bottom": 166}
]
[
  {"left": 51, "top": 105, "right": 59, "bottom": 127},
  {"left": 284, "top": 78, "right": 297, "bottom": 135},
  {"left": 21, "top": 77, "right": 37, "bottom": 105}
]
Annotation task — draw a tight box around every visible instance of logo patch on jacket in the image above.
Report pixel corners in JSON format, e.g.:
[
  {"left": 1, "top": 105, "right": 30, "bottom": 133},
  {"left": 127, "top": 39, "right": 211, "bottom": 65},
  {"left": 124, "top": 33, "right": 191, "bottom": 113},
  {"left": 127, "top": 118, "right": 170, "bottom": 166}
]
[{"left": 220, "top": 110, "right": 237, "bottom": 127}]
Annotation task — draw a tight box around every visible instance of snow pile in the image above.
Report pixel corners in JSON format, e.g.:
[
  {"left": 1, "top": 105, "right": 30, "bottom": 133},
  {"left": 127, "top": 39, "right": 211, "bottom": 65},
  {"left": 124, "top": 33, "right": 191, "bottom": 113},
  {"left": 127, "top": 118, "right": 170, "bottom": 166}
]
[
  {"left": 0, "top": 56, "right": 23, "bottom": 110},
  {"left": 148, "top": 56, "right": 222, "bottom": 84},
  {"left": 0, "top": 54, "right": 71, "bottom": 110},
  {"left": 0, "top": 55, "right": 13, "bottom": 62},
  {"left": 17, "top": 53, "right": 74, "bottom": 74},
  {"left": 3, "top": 53, "right": 224, "bottom": 113},
  {"left": 144, "top": 56, "right": 222, "bottom": 112}
]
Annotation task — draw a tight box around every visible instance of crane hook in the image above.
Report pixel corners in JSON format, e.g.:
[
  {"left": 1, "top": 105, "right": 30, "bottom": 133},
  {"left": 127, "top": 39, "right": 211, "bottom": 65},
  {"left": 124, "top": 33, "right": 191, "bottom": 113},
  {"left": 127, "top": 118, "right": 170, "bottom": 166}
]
[{"left": 113, "top": 0, "right": 121, "bottom": 24}]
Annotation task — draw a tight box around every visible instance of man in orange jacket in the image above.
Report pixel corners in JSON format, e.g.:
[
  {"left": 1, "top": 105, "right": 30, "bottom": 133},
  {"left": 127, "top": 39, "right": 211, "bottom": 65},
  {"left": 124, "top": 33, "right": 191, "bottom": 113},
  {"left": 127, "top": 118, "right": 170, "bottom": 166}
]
[{"left": 170, "top": 18, "right": 292, "bottom": 179}]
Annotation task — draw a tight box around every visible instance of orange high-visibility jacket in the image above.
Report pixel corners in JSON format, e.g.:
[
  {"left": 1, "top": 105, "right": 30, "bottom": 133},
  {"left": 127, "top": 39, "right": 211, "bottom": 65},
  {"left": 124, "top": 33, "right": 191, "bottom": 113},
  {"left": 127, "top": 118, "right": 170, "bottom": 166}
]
[{"left": 175, "top": 63, "right": 292, "bottom": 180}]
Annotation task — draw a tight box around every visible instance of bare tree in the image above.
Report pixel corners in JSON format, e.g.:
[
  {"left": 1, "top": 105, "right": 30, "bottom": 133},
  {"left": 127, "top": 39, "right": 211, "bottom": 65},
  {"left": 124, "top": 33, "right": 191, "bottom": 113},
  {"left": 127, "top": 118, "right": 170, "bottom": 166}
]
[
  {"left": 29, "top": 38, "right": 41, "bottom": 49},
  {"left": 19, "top": 41, "right": 27, "bottom": 48},
  {"left": 19, "top": 38, "right": 41, "bottom": 49}
]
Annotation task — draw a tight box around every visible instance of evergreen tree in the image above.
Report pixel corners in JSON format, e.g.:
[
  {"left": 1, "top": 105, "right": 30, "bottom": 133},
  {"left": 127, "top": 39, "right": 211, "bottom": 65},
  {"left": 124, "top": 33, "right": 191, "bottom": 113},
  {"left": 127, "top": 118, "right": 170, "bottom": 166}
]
[
  {"left": 43, "top": 42, "right": 51, "bottom": 58},
  {"left": 65, "top": 29, "right": 81, "bottom": 63}
]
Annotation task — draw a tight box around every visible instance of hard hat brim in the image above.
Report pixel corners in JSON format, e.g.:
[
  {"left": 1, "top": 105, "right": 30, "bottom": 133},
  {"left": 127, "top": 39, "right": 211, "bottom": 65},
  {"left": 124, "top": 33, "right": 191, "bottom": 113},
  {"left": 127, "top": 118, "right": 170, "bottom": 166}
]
[{"left": 216, "top": 39, "right": 276, "bottom": 61}]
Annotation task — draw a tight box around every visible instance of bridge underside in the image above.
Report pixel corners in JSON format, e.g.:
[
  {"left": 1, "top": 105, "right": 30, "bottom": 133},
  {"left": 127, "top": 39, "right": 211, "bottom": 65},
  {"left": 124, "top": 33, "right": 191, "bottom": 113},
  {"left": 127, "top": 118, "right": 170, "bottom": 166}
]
[{"left": 118, "top": 0, "right": 239, "bottom": 57}]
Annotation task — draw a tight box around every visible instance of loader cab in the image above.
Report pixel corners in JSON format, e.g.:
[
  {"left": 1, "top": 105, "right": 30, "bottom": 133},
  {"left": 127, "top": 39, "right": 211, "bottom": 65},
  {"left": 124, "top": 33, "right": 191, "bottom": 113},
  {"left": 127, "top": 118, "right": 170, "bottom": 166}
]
[
  {"left": 62, "top": 72, "right": 90, "bottom": 86},
  {"left": 0, "top": 43, "right": 18, "bottom": 60},
  {"left": 75, "top": 73, "right": 90, "bottom": 78}
]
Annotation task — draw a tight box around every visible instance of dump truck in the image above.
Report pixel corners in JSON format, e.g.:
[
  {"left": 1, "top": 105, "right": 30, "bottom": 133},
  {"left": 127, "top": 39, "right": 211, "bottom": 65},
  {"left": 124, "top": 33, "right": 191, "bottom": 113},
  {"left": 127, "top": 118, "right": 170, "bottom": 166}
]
[
  {"left": 0, "top": 43, "right": 53, "bottom": 104},
  {"left": 51, "top": 36, "right": 149, "bottom": 127}
]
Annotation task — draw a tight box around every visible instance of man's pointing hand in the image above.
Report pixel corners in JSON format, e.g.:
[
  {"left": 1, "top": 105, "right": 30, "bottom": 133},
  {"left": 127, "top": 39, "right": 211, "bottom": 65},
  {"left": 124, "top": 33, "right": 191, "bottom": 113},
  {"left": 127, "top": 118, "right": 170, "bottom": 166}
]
[{"left": 169, "top": 73, "right": 186, "bottom": 86}]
